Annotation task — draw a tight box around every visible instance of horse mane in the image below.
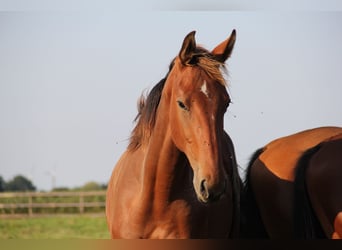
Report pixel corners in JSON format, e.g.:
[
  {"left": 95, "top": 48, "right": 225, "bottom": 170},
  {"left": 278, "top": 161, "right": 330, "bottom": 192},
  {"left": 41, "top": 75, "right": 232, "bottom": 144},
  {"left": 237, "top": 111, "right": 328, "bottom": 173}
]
[
  {"left": 127, "top": 47, "right": 227, "bottom": 151},
  {"left": 127, "top": 76, "right": 167, "bottom": 151}
]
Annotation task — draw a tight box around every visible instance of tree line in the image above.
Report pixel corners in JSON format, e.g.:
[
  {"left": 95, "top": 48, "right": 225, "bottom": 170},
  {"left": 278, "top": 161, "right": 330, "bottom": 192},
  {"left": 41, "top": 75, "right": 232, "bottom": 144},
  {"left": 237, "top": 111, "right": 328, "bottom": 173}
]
[
  {"left": 0, "top": 175, "right": 107, "bottom": 192},
  {"left": 0, "top": 175, "right": 36, "bottom": 192}
]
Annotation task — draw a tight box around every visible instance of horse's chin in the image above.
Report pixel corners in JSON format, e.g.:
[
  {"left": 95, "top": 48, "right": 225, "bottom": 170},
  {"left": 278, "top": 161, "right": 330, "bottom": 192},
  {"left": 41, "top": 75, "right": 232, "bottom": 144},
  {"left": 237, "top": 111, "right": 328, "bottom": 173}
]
[
  {"left": 195, "top": 192, "right": 209, "bottom": 204},
  {"left": 195, "top": 190, "right": 226, "bottom": 204},
  {"left": 193, "top": 182, "right": 216, "bottom": 204}
]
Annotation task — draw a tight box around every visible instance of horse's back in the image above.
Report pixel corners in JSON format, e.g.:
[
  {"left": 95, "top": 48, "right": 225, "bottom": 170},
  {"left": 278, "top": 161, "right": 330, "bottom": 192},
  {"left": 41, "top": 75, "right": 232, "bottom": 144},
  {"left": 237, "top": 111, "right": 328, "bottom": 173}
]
[{"left": 259, "top": 126, "right": 342, "bottom": 181}]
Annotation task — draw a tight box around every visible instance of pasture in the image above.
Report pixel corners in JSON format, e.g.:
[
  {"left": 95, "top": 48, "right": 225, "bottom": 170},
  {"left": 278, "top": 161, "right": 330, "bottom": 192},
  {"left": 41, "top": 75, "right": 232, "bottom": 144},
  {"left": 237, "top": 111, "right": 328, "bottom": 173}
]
[
  {"left": 0, "top": 191, "right": 110, "bottom": 239},
  {"left": 0, "top": 215, "right": 110, "bottom": 239}
]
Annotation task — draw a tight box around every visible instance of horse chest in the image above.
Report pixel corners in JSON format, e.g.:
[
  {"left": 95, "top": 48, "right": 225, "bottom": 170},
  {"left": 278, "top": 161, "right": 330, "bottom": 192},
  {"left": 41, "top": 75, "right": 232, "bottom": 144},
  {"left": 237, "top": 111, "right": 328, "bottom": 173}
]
[
  {"left": 135, "top": 199, "right": 193, "bottom": 239},
  {"left": 137, "top": 199, "right": 231, "bottom": 238}
]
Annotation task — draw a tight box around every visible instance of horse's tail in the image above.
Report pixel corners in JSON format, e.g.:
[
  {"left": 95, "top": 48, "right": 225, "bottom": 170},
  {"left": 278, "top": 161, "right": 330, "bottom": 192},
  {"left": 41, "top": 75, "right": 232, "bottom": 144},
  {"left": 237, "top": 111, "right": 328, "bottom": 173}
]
[
  {"left": 240, "top": 147, "right": 268, "bottom": 238},
  {"left": 293, "top": 144, "right": 326, "bottom": 238}
]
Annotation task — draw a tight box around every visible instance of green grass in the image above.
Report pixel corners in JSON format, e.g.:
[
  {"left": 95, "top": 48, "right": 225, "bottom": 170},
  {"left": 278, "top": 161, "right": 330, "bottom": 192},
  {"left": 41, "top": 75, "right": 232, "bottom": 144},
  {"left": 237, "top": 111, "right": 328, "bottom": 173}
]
[{"left": 0, "top": 215, "right": 110, "bottom": 239}]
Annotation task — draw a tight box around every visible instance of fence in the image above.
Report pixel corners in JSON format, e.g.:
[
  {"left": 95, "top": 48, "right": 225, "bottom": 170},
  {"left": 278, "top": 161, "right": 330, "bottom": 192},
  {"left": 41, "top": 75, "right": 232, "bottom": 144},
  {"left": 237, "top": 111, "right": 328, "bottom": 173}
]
[{"left": 0, "top": 191, "right": 106, "bottom": 218}]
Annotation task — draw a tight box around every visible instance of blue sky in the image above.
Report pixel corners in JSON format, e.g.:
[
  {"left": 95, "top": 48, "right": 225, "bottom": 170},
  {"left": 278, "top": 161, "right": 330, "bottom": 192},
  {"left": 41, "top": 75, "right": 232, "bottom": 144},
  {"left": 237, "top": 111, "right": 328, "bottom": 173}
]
[{"left": 1, "top": 5, "right": 342, "bottom": 190}]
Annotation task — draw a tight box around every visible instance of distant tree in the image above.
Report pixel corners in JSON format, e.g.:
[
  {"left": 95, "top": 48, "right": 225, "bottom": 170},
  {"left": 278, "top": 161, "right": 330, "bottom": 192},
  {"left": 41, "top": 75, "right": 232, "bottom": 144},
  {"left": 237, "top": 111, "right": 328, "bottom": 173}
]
[
  {"left": 6, "top": 175, "right": 36, "bottom": 192},
  {"left": 0, "top": 176, "right": 6, "bottom": 192},
  {"left": 100, "top": 183, "right": 108, "bottom": 190},
  {"left": 80, "top": 181, "right": 102, "bottom": 191}
]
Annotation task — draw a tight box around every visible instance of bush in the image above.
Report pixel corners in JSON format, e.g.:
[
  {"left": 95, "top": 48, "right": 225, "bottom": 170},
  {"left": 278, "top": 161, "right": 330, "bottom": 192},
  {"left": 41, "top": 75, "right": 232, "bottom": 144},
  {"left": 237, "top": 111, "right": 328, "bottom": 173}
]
[
  {"left": 0, "top": 176, "right": 5, "bottom": 192},
  {"left": 51, "top": 187, "right": 70, "bottom": 192}
]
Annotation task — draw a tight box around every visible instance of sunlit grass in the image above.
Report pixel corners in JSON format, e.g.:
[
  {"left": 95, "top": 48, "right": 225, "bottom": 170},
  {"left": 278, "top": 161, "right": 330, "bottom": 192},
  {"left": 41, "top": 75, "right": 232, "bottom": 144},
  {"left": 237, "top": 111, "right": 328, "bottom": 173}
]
[{"left": 0, "top": 215, "right": 110, "bottom": 239}]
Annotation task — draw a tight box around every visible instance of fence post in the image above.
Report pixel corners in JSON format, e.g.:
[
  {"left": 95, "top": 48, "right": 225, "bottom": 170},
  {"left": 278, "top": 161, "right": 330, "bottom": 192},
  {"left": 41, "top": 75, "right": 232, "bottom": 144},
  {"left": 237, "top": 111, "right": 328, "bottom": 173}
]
[
  {"left": 79, "top": 193, "right": 84, "bottom": 214},
  {"left": 28, "top": 194, "right": 33, "bottom": 217}
]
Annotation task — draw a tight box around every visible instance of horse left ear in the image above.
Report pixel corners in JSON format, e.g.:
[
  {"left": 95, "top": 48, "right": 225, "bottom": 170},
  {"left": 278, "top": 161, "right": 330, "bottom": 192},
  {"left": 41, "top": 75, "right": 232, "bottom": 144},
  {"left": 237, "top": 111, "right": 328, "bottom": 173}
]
[
  {"left": 179, "top": 31, "right": 197, "bottom": 65},
  {"left": 212, "top": 29, "right": 236, "bottom": 63}
]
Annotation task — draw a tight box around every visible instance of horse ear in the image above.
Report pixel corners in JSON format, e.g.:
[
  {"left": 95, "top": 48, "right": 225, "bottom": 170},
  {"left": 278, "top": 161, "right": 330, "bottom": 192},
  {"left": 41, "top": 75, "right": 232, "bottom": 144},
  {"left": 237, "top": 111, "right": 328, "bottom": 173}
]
[
  {"left": 179, "top": 31, "right": 196, "bottom": 65},
  {"left": 211, "top": 29, "right": 236, "bottom": 63}
]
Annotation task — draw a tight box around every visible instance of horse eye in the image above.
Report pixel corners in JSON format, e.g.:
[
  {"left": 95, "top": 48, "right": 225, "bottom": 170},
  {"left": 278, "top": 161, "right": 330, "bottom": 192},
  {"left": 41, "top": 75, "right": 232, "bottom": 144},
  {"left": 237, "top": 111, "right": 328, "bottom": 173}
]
[{"left": 177, "top": 100, "right": 188, "bottom": 111}]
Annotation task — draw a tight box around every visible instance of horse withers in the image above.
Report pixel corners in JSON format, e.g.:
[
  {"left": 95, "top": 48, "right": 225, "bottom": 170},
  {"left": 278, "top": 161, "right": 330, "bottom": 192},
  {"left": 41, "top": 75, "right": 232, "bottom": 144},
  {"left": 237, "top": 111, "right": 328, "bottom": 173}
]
[
  {"left": 242, "top": 126, "right": 342, "bottom": 239},
  {"left": 106, "top": 30, "right": 241, "bottom": 238}
]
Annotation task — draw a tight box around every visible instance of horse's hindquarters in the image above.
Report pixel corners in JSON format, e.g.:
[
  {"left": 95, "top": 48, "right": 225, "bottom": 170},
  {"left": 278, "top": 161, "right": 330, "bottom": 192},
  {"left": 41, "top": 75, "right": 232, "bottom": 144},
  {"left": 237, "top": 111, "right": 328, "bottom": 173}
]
[
  {"left": 305, "top": 138, "right": 342, "bottom": 238},
  {"left": 249, "top": 158, "right": 294, "bottom": 238}
]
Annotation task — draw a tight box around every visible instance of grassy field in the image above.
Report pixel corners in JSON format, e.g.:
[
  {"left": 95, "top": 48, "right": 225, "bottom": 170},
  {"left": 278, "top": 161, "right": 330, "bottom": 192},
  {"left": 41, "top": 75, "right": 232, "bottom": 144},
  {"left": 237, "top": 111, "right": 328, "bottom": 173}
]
[{"left": 0, "top": 215, "right": 110, "bottom": 239}]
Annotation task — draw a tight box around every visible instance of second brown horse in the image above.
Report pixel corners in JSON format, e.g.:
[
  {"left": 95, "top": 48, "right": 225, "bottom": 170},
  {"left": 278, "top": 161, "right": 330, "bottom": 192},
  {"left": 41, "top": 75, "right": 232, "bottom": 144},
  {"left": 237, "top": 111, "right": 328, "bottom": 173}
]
[{"left": 242, "top": 126, "right": 342, "bottom": 239}]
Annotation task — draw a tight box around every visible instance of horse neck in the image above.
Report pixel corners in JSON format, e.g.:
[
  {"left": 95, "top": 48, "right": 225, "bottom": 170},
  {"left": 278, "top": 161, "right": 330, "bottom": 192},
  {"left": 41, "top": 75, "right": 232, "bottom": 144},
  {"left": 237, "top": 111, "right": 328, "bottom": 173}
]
[{"left": 139, "top": 101, "right": 186, "bottom": 209}]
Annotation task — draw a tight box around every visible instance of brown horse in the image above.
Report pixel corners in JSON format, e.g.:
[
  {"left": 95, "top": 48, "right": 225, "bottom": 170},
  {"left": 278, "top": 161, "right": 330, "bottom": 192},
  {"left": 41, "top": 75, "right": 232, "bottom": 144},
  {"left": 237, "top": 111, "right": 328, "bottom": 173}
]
[
  {"left": 106, "top": 30, "right": 242, "bottom": 238},
  {"left": 241, "top": 126, "right": 342, "bottom": 239}
]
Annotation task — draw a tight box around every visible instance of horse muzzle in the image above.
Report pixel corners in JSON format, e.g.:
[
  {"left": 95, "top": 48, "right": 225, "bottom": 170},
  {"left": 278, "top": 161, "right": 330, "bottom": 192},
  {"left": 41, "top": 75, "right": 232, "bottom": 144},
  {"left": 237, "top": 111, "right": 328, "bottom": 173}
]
[{"left": 197, "top": 178, "right": 227, "bottom": 203}]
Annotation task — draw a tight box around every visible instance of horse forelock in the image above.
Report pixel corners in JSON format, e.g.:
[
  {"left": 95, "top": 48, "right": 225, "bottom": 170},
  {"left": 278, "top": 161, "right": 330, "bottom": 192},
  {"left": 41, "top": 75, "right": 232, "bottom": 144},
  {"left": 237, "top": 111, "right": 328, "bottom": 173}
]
[
  {"left": 127, "top": 47, "right": 227, "bottom": 151},
  {"left": 195, "top": 49, "right": 227, "bottom": 86}
]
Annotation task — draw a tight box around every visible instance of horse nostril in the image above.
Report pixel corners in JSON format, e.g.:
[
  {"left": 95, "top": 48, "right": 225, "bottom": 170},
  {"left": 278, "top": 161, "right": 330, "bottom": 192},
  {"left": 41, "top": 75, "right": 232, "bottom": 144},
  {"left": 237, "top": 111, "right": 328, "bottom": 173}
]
[
  {"left": 199, "top": 179, "right": 227, "bottom": 203},
  {"left": 200, "top": 180, "right": 209, "bottom": 199}
]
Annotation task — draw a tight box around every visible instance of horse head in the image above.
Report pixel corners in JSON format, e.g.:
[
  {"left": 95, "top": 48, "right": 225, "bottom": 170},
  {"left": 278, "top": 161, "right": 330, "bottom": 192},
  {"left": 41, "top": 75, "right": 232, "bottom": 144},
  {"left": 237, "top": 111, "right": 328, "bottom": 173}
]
[{"left": 163, "top": 30, "right": 236, "bottom": 203}]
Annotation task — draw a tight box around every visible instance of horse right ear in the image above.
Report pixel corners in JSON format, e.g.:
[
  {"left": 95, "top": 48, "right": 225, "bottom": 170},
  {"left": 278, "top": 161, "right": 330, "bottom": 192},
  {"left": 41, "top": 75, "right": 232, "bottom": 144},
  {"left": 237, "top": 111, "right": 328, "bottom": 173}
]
[
  {"left": 179, "top": 31, "right": 197, "bottom": 65},
  {"left": 211, "top": 29, "right": 236, "bottom": 63}
]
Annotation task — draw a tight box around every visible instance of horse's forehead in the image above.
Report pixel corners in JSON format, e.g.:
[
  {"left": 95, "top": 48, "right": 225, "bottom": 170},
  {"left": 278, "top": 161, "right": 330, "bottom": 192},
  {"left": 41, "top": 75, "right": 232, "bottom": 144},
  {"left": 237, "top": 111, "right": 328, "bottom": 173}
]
[
  {"left": 200, "top": 80, "right": 209, "bottom": 98},
  {"left": 181, "top": 72, "right": 221, "bottom": 94},
  {"left": 185, "top": 80, "right": 222, "bottom": 101},
  {"left": 169, "top": 63, "right": 225, "bottom": 98}
]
